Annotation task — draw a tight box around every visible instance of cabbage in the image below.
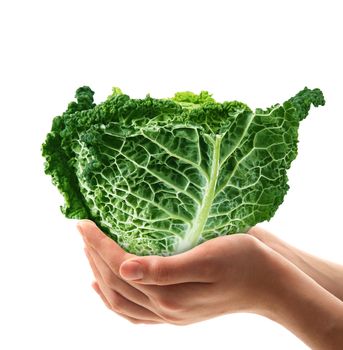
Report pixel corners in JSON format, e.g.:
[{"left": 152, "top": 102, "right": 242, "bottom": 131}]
[{"left": 42, "top": 86, "right": 324, "bottom": 255}]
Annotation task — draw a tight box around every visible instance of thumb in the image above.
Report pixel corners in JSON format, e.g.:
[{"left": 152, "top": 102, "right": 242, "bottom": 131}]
[{"left": 119, "top": 247, "right": 214, "bottom": 285}]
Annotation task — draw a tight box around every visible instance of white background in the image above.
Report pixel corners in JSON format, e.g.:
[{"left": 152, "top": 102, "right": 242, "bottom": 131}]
[{"left": 0, "top": 0, "right": 342, "bottom": 349}]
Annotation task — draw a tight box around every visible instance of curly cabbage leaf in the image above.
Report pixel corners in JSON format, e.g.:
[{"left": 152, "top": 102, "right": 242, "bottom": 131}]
[{"left": 42, "top": 86, "right": 325, "bottom": 255}]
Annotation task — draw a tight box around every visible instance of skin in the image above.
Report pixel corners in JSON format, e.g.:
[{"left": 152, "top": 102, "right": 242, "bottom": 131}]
[
  {"left": 248, "top": 227, "right": 343, "bottom": 302},
  {"left": 77, "top": 220, "right": 343, "bottom": 349}
]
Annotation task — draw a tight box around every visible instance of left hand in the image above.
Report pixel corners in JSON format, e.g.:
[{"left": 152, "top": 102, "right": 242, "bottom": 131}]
[{"left": 77, "top": 220, "right": 286, "bottom": 325}]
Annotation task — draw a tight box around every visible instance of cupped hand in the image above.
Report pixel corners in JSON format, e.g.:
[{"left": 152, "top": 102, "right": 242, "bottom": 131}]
[{"left": 77, "top": 220, "right": 285, "bottom": 325}]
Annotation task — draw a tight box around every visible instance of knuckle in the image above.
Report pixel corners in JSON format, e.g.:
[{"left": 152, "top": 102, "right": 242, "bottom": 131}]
[{"left": 150, "top": 258, "right": 169, "bottom": 285}]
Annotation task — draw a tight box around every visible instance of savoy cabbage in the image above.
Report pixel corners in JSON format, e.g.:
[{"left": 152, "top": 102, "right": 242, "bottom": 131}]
[{"left": 42, "top": 87, "right": 324, "bottom": 255}]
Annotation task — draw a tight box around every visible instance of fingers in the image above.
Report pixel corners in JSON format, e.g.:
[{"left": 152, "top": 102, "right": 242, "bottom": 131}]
[
  {"left": 91, "top": 281, "right": 112, "bottom": 310},
  {"left": 91, "top": 282, "right": 161, "bottom": 325},
  {"left": 119, "top": 238, "right": 224, "bottom": 285},
  {"left": 85, "top": 245, "right": 193, "bottom": 323},
  {"left": 86, "top": 246, "right": 150, "bottom": 308},
  {"left": 77, "top": 220, "right": 130, "bottom": 276},
  {"left": 84, "top": 247, "right": 163, "bottom": 323}
]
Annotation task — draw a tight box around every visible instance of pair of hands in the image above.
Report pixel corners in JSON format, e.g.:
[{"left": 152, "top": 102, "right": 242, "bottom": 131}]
[
  {"left": 77, "top": 220, "right": 343, "bottom": 348},
  {"left": 78, "top": 221, "right": 281, "bottom": 324}
]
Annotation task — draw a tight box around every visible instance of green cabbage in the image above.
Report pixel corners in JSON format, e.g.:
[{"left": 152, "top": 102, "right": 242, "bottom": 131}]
[{"left": 42, "top": 86, "right": 325, "bottom": 255}]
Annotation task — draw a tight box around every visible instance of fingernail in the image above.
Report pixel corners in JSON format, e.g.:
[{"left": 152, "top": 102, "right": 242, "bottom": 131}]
[{"left": 120, "top": 261, "right": 144, "bottom": 280}]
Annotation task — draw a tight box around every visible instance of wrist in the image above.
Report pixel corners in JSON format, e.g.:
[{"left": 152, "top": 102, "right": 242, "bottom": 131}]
[
  {"left": 260, "top": 250, "right": 343, "bottom": 349},
  {"left": 249, "top": 227, "right": 343, "bottom": 302}
]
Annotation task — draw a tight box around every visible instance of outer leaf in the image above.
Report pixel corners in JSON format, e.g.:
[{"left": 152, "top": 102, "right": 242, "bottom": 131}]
[{"left": 42, "top": 87, "right": 324, "bottom": 255}]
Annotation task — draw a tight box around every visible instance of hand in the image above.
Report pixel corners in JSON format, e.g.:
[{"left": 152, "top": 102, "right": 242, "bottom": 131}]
[
  {"left": 77, "top": 220, "right": 285, "bottom": 325},
  {"left": 248, "top": 227, "right": 343, "bottom": 301}
]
